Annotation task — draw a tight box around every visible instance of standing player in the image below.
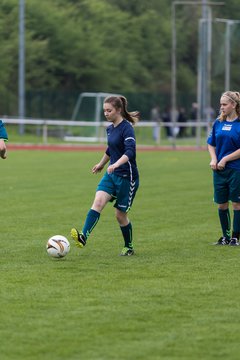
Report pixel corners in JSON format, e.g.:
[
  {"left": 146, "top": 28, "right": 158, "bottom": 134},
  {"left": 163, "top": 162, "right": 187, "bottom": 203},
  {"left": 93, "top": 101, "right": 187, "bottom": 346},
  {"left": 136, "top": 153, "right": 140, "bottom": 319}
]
[
  {"left": 207, "top": 91, "right": 240, "bottom": 246},
  {"left": 0, "top": 120, "right": 8, "bottom": 159},
  {"left": 71, "top": 95, "right": 140, "bottom": 256}
]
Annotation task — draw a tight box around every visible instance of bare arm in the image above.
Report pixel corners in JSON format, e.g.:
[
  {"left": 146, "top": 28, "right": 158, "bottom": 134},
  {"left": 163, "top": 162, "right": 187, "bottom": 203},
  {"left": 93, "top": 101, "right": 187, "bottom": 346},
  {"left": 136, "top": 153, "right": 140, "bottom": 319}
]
[
  {"left": 92, "top": 153, "right": 110, "bottom": 174},
  {"left": 107, "top": 154, "right": 129, "bottom": 174},
  {"left": 208, "top": 144, "right": 217, "bottom": 170},
  {"left": 218, "top": 149, "right": 240, "bottom": 170}
]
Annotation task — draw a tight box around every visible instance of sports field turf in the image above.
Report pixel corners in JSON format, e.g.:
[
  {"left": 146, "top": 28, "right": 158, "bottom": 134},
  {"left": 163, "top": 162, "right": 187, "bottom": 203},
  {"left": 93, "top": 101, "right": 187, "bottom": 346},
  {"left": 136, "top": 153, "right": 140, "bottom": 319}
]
[{"left": 1, "top": 149, "right": 240, "bottom": 360}]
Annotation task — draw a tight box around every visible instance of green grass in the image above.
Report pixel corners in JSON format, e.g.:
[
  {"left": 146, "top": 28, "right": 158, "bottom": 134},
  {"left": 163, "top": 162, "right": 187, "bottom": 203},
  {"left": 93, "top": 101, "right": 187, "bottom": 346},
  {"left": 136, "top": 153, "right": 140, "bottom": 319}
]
[{"left": 1, "top": 149, "right": 240, "bottom": 360}]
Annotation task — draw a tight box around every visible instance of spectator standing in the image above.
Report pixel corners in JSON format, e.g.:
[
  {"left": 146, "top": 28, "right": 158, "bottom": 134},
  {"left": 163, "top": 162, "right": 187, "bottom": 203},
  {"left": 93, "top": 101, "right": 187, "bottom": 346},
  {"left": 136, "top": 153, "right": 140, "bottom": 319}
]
[
  {"left": 177, "top": 107, "right": 187, "bottom": 138},
  {"left": 161, "top": 107, "right": 172, "bottom": 139},
  {"left": 189, "top": 102, "right": 198, "bottom": 136},
  {"left": 151, "top": 105, "right": 161, "bottom": 143}
]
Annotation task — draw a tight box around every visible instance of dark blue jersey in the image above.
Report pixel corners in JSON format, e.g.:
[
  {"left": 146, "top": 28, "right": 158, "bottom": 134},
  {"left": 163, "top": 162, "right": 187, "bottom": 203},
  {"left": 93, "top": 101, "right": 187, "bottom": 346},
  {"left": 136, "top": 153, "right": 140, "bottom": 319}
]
[
  {"left": 207, "top": 118, "right": 240, "bottom": 170},
  {"left": 105, "top": 119, "right": 139, "bottom": 180},
  {"left": 0, "top": 120, "right": 8, "bottom": 140}
]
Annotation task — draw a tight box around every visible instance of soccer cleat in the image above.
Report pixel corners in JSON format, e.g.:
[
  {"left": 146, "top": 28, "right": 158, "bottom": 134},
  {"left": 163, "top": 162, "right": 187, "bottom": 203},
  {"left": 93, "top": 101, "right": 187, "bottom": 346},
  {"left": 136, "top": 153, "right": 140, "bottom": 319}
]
[
  {"left": 70, "top": 228, "right": 86, "bottom": 248},
  {"left": 120, "top": 247, "right": 134, "bottom": 256},
  {"left": 214, "top": 236, "right": 230, "bottom": 245},
  {"left": 229, "top": 238, "right": 240, "bottom": 246}
]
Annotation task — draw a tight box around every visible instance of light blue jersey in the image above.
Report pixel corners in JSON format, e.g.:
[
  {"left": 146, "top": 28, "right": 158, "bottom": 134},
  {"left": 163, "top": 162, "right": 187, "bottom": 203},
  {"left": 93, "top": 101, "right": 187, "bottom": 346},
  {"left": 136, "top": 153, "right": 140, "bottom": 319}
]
[
  {"left": 0, "top": 120, "right": 8, "bottom": 141},
  {"left": 207, "top": 118, "right": 240, "bottom": 170}
]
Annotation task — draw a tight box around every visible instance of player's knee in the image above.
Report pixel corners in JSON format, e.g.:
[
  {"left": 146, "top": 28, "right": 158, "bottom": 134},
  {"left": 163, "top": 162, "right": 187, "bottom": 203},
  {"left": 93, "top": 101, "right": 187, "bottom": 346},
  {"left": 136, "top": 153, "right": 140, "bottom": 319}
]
[
  {"left": 218, "top": 203, "right": 228, "bottom": 210},
  {"left": 92, "top": 198, "right": 106, "bottom": 212},
  {"left": 232, "top": 202, "right": 240, "bottom": 210},
  {"left": 115, "top": 211, "right": 127, "bottom": 225}
]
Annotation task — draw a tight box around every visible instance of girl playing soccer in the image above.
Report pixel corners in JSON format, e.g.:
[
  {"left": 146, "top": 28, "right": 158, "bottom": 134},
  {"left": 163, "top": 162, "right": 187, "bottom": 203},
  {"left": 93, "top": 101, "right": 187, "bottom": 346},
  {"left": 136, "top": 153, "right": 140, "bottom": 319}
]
[{"left": 71, "top": 95, "right": 140, "bottom": 256}]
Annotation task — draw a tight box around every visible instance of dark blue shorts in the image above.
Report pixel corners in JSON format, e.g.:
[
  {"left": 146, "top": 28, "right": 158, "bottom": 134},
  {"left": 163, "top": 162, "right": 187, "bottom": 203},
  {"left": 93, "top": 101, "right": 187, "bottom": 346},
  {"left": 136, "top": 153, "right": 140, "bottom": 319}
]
[
  {"left": 97, "top": 172, "right": 139, "bottom": 212},
  {"left": 213, "top": 168, "right": 240, "bottom": 203}
]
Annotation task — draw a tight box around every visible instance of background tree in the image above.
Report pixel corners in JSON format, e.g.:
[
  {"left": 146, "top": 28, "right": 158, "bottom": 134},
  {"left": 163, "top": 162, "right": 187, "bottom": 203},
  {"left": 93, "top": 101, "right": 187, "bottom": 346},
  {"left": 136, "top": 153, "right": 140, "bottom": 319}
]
[{"left": 0, "top": 0, "right": 239, "bottom": 117}]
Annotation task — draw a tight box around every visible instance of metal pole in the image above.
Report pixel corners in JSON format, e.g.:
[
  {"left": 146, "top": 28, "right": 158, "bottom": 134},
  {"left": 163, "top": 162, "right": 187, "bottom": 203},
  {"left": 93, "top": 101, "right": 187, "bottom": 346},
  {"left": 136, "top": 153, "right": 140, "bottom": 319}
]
[
  {"left": 95, "top": 95, "right": 101, "bottom": 139},
  {"left": 171, "top": 1, "right": 224, "bottom": 148},
  {"left": 197, "top": 19, "right": 204, "bottom": 146},
  {"left": 206, "top": 6, "right": 212, "bottom": 122},
  {"left": 225, "top": 21, "right": 231, "bottom": 91},
  {"left": 201, "top": 0, "right": 208, "bottom": 122},
  {"left": 19, "top": 0, "right": 25, "bottom": 134},
  {"left": 171, "top": 2, "right": 177, "bottom": 146},
  {"left": 214, "top": 19, "right": 240, "bottom": 92}
]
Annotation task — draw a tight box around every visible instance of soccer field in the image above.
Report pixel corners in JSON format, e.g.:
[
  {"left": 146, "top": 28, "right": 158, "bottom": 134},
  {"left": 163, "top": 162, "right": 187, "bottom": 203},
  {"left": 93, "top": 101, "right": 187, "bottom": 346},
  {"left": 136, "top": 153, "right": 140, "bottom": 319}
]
[{"left": 1, "top": 149, "right": 240, "bottom": 360}]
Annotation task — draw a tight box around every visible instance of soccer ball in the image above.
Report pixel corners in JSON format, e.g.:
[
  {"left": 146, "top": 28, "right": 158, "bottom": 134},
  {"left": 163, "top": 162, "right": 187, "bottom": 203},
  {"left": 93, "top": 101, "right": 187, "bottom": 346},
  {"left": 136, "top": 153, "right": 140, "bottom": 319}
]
[{"left": 46, "top": 235, "right": 70, "bottom": 258}]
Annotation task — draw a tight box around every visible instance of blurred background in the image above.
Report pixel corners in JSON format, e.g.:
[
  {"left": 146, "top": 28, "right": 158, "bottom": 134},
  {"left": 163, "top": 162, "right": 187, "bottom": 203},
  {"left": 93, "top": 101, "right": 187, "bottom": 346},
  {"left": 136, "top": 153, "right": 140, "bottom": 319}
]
[{"left": 1, "top": 0, "right": 240, "bottom": 146}]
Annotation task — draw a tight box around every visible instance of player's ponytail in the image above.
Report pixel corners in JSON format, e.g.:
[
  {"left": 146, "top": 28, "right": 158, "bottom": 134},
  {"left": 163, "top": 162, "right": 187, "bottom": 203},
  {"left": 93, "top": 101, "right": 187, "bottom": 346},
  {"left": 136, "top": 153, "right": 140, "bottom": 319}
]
[
  {"left": 234, "top": 92, "right": 240, "bottom": 118},
  {"left": 119, "top": 96, "right": 140, "bottom": 125}
]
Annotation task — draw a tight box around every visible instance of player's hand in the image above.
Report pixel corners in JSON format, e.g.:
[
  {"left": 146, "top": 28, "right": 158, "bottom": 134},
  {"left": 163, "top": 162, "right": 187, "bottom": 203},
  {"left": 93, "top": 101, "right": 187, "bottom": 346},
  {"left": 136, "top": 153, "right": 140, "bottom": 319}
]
[
  {"left": 107, "top": 164, "right": 115, "bottom": 174},
  {"left": 217, "top": 157, "right": 226, "bottom": 171},
  {"left": 209, "top": 159, "right": 217, "bottom": 170},
  {"left": 92, "top": 163, "right": 104, "bottom": 174},
  {"left": 217, "top": 162, "right": 225, "bottom": 171}
]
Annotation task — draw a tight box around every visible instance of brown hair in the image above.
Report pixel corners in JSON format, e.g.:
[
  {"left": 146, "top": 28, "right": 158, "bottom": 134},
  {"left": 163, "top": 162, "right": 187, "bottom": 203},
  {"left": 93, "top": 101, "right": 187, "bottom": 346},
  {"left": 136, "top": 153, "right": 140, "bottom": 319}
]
[
  {"left": 103, "top": 95, "right": 140, "bottom": 125},
  {"left": 219, "top": 91, "right": 240, "bottom": 121}
]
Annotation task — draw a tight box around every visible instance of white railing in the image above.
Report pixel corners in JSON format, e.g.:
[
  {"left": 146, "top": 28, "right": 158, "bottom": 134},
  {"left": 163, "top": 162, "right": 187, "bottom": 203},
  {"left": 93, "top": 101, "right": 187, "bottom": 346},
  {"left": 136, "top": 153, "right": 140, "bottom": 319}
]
[{"left": 2, "top": 117, "right": 211, "bottom": 147}]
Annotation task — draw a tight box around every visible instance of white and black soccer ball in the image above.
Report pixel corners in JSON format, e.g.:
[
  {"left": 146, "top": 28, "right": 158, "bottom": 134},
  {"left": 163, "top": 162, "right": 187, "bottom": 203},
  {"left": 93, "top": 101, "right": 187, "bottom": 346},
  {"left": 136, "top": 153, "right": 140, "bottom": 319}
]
[{"left": 46, "top": 235, "right": 70, "bottom": 258}]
